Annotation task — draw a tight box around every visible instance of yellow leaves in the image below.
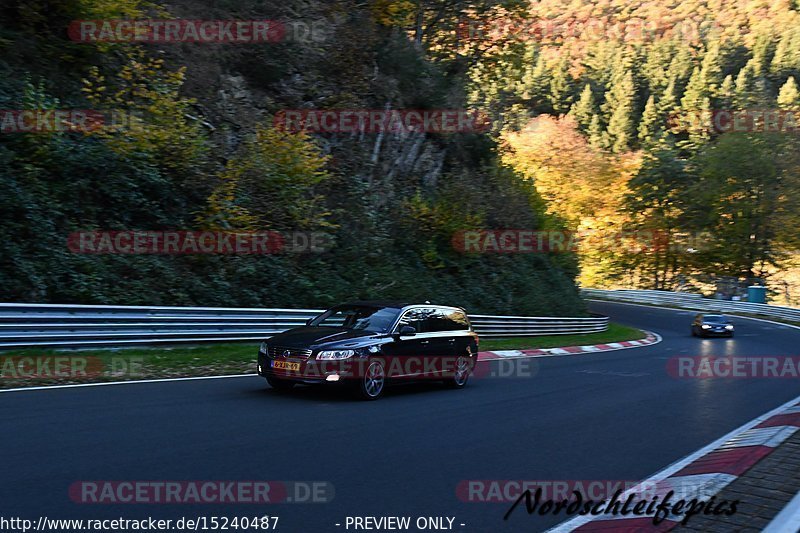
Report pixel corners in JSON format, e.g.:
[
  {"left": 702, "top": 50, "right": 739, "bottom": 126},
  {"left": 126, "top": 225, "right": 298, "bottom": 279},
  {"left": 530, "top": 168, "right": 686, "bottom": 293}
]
[
  {"left": 80, "top": 50, "right": 205, "bottom": 170},
  {"left": 499, "top": 114, "right": 643, "bottom": 285},
  {"left": 406, "top": 192, "right": 482, "bottom": 234},
  {"left": 404, "top": 189, "right": 484, "bottom": 269},
  {"left": 202, "top": 171, "right": 260, "bottom": 232},
  {"left": 81, "top": 67, "right": 107, "bottom": 103},
  {"left": 370, "top": 0, "right": 417, "bottom": 27},
  {"left": 199, "top": 123, "right": 332, "bottom": 232},
  {"left": 77, "top": 0, "right": 149, "bottom": 19},
  {"left": 500, "top": 115, "right": 636, "bottom": 225},
  {"left": 251, "top": 125, "right": 331, "bottom": 183}
]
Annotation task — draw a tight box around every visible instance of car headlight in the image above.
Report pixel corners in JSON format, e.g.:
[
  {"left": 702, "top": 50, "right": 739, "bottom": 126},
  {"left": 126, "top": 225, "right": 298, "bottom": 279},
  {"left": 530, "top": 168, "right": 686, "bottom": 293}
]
[
  {"left": 725, "top": 325, "right": 734, "bottom": 330},
  {"left": 259, "top": 342, "right": 268, "bottom": 354},
  {"left": 701, "top": 324, "right": 711, "bottom": 329},
  {"left": 317, "top": 350, "right": 355, "bottom": 360}
]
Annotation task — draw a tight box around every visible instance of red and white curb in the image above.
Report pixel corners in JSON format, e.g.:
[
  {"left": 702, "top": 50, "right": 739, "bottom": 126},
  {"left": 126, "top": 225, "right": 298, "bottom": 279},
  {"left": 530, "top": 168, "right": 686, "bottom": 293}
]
[
  {"left": 477, "top": 332, "right": 661, "bottom": 362},
  {"left": 547, "top": 394, "right": 800, "bottom": 532}
]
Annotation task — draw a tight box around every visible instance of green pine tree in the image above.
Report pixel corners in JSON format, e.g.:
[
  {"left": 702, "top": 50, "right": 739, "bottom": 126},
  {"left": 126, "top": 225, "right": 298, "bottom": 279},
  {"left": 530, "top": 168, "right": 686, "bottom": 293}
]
[
  {"left": 638, "top": 94, "right": 660, "bottom": 145},
  {"left": 688, "top": 96, "right": 712, "bottom": 147},
  {"left": 700, "top": 41, "right": 724, "bottom": 98},
  {"left": 641, "top": 41, "right": 676, "bottom": 95},
  {"left": 588, "top": 114, "right": 608, "bottom": 150},
  {"left": 605, "top": 70, "right": 637, "bottom": 152},
  {"left": 518, "top": 45, "right": 540, "bottom": 101},
  {"left": 528, "top": 53, "right": 551, "bottom": 110},
  {"left": 769, "top": 28, "right": 800, "bottom": 80},
  {"left": 718, "top": 75, "right": 735, "bottom": 109},
  {"left": 666, "top": 44, "right": 694, "bottom": 86},
  {"left": 735, "top": 61, "right": 757, "bottom": 108},
  {"left": 751, "top": 33, "right": 776, "bottom": 77},
  {"left": 681, "top": 67, "right": 709, "bottom": 111},
  {"left": 677, "top": 66, "right": 713, "bottom": 146},
  {"left": 659, "top": 76, "right": 679, "bottom": 114},
  {"left": 778, "top": 77, "right": 800, "bottom": 110},
  {"left": 570, "top": 84, "right": 597, "bottom": 131},
  {"left": 549, "top": 55, "right": 575, "bottom": 114}
]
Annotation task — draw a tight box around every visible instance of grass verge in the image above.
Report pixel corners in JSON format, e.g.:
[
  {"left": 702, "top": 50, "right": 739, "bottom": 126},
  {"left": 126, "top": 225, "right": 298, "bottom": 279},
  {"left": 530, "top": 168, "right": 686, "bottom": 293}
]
[{"left": 0, "top": 322, "right": 646, "bottom": 389}]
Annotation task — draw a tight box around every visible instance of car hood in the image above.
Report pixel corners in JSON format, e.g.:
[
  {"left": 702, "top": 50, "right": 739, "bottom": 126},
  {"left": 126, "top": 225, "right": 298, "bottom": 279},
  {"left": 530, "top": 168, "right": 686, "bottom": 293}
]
[{"left": 266, "top": 327, "right": 386, "bottom": 349}]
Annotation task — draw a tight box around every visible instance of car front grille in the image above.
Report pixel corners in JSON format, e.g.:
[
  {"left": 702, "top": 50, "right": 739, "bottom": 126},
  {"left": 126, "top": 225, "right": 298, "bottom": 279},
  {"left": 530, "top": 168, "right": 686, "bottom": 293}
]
[{"left": 267, "top": 346, "right": 313, "bottom": 359}]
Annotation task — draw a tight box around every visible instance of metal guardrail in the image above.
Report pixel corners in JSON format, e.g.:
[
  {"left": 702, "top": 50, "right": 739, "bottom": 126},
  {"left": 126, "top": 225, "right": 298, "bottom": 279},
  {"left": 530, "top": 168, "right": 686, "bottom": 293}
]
[
  {"left": 0, "top": 303, "right": 609, "bottom": 349},
  {"left": 583, "top": 288, "right": 800, "bottom": 323},
  {"left": 468, "top": 314, "right": 607, "bottom": 337}
]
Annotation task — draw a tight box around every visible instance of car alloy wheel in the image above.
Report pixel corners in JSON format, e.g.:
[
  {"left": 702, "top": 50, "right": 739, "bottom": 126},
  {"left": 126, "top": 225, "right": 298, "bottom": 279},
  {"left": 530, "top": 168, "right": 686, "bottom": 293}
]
[
  {"left": 447, "top": 355, "right": 472, "bottom": 388},
  {"left": 456, "top": 356, "right": 471, "bottom": 385},
  {"left": 359, "top": 360, "right": 386, "bottom": 400}
]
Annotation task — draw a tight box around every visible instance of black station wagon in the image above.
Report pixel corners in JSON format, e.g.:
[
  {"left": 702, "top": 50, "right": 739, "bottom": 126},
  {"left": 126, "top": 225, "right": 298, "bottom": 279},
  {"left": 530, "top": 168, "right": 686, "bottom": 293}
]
[{"left": 257, "top": 301, "right": 479, "bottom": 400}]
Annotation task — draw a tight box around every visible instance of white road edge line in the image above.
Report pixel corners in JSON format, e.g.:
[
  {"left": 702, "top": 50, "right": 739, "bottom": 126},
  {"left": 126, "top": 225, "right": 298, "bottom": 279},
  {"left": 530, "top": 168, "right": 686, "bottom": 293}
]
[
  {"left": 0, "top": 373, "right": 256, "bottom": 393},
  {"left": 0, "top": 331, "right": 663, "bottom": 394},
  {"left": 764, "top": 490, "right": 800, "bottom": 533},
  {"left": 546, "top": 391, "right": 800, "bottom": 532}
]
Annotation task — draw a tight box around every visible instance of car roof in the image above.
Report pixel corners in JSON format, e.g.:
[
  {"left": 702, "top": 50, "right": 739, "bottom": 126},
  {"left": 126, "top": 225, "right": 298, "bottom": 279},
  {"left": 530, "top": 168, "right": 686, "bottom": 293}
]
[
  {"left": 339, "top": 300, "right": 464, "bottom": 311},
  {"left": 340, "top": 300, "right": 414, "bottom": 309}
]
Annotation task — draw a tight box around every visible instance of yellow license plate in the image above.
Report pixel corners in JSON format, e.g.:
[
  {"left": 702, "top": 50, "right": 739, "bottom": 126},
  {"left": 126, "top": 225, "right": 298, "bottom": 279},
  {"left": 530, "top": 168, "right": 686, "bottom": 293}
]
[{"left": 272, "top": 360, "right": 300, "bottom": 371}]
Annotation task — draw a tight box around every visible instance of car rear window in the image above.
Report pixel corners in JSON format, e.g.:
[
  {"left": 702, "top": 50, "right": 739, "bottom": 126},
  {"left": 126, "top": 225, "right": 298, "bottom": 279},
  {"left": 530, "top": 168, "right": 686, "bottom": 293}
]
[{"left": 438, "top": 309, "right": 470, "bottom": 331}]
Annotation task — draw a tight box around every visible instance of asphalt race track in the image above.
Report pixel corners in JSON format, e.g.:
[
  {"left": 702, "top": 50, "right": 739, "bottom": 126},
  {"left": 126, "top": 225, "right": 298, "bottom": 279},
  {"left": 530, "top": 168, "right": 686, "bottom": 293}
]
[{"left": 3, "top": 301, "right": 800, "bottom": 532}]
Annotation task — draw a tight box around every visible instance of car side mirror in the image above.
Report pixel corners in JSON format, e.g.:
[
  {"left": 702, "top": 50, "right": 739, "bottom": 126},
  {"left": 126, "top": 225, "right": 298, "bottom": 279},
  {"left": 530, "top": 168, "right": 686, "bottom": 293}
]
[{"left": 395, "top": 325, "right": 416, "bottom": 338}]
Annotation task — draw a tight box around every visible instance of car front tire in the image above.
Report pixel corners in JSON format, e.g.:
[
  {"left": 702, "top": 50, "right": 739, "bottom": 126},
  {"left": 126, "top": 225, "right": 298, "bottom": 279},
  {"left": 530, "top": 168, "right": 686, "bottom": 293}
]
[{"left": 355, "top": 359, "right": 386, "bottom": 400}]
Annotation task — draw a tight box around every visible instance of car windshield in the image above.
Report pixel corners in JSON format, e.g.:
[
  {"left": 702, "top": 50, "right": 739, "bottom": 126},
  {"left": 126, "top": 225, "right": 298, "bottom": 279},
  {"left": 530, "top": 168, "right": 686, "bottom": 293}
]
[
  {"left": 309, "top": 305, "right": 400, "bottom": 333},
  {"left": 704, "top": 315, "right": 728, "bottom": 322}
]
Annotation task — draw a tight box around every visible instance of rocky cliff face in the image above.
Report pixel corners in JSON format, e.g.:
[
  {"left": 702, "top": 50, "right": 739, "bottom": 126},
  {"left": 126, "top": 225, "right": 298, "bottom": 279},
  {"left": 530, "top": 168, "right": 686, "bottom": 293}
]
[{"left": 0, "top": 0, "right": 586, "bottom": 316}]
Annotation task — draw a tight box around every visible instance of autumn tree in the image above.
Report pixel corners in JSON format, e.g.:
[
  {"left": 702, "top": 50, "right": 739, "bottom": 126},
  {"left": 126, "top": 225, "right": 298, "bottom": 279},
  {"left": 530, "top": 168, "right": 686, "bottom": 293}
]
[
  {"left": 778, "top": 77, "right": 800, "bottom": 109},
  {"left": 500, "top": 115, "right": 639, "bottom": 285},
  {"left": 201, "top": 125, "right": 332, "bottom": 232}
]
